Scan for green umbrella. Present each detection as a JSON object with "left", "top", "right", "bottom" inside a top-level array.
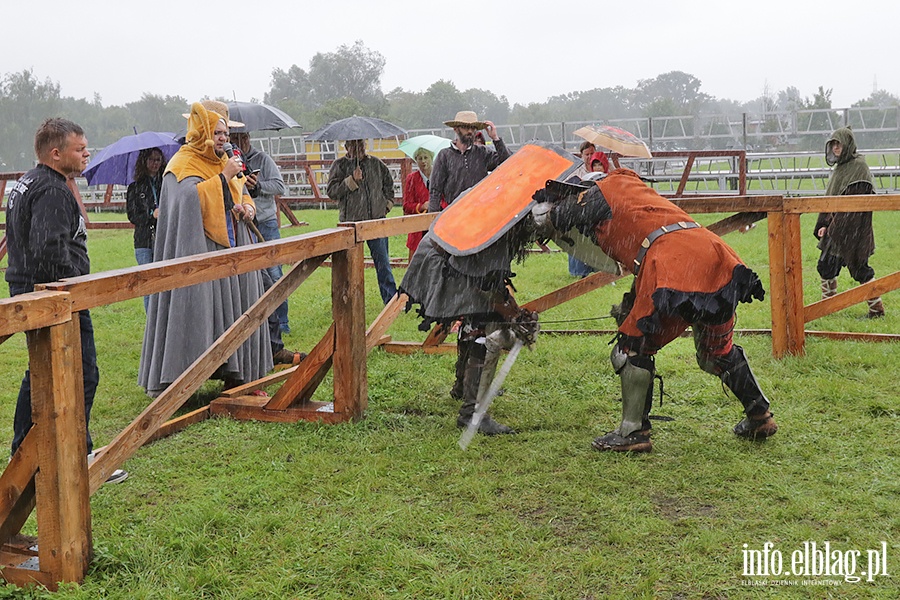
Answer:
[{"left": 398, "top": 134, "right": 453, "bottom": 160}]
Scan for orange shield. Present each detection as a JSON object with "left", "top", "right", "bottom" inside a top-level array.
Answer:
[{"left": 433, "top": 143, "right": 575, "bottom": 255}]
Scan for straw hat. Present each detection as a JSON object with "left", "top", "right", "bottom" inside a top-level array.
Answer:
[
  {"left": 182, "top": 100, "right": 244, "bottom": 128},
  {"left": 443, "top": 110, "right": 487, "bottom": 129}
]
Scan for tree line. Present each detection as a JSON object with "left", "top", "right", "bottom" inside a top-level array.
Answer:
[{"left": 2, "top": 40, "right": 898, "bottom": 171}]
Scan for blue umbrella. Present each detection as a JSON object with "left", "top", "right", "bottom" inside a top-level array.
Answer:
[{"left": 82, "top": 131, "right": 181, "bottom": 186}]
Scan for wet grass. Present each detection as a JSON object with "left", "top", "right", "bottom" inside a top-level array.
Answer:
[{"left": 0, "top": 208, "right": 897, "bottom": 599}]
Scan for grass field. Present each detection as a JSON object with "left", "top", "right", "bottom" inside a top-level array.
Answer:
[{"left": 0, "top": 207, "right": 897, "bottom": 599}]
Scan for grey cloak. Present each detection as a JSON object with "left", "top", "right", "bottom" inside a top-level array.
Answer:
[
  {"left": 138, "top": 172, "right": 272, "bottom": 396},
  {"left": 400, "top": 230, "right": 516, "bottom": 331}
]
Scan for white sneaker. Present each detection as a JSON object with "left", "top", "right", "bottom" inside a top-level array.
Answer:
[{"left": 87, "top": 452, "right": 129, "bottom": 484}]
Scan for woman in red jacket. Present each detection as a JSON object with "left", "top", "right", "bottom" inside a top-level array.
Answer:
[{"left": 403, "top": 147, "right": 434, "bottom": 260}]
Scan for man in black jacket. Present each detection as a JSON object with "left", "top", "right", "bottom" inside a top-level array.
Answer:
[{"left": 5, "top": 118, "right": 127, "bottom": 482}]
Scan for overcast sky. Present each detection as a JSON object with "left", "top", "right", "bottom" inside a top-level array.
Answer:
[{"left": 6, "top": 0, "right": 898, "bottom": 113}]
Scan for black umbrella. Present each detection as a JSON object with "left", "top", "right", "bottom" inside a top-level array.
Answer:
[
  {"left": 227, "top": 101, "right": 300, "bottom": 133},
  {"left": 306, "top": 115, "right": 407, "bottom": 141}
]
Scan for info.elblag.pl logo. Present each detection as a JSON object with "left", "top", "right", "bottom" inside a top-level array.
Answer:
[{"left": 742, "top": 541, "right": 890, "bottom": 584}]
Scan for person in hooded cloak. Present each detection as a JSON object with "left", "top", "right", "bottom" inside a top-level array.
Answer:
[
  {"left": 138, "top": 101, "right": 272, "bottom": 397},
  {"left": 815, "top": 127, "right": 884, "bottom": 318}
]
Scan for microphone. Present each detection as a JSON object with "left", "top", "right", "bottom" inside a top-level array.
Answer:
[{"left": 222, "top": 142, "right": 244, "bottom": 178}]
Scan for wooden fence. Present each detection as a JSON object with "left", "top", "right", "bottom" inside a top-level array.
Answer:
[{"left": 0, "top": 194, "right": 896, "bottom": 589}]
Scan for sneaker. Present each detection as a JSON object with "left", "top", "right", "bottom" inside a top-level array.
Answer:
[{"left": 87, "top": 452, "right": 130, "bottom": 484}]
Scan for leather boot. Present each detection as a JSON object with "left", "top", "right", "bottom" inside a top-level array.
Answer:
[
  {"left": 867, "top": 297, "right": 885, "bottom": 319},
  {"left": 456, "top": 341, "right": 513, "bottom": 435},
  {"left": 450, "top": 340, "right": 470, "bottom": 400},
  {"left": 720, "top": 345, "right": 778, "bottom": 439},
  {"left": 820, "top": 278, "right": 837, "bottom": 299},
  {"left": 593, "top": 355, "right": 654, "bottom": 452}
]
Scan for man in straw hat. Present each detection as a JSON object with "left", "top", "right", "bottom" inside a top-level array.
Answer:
[
  {"left": 427, "top": 110, "right": 512, "bottom": 407},
  {"left": 139, "top": 100, "right": 275, "bottom": 397},
  {"left": 427, "top": 110, "right": 511, "bottom": 213}
]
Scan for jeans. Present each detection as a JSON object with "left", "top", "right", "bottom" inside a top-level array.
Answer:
[
  {"left": 367, "top": 237, "right": 397, "bottom": 304},
  {"left": 568, "top": 254, "right": 595, "bottom": 277},
  {"left": 10, "top": 283, "right": 97, "bottom": 455},
  {"left": 135, "top": 247, "right": 154, "bottom": 311},
  {"left": 256, "top": 218, "right": 289, "bottom": 329}
]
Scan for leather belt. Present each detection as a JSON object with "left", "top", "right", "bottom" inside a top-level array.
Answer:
[{"left": 633, "top": 221, "right": 701, "bottom": 274}]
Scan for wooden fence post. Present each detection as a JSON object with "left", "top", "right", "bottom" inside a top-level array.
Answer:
[
  {"left": 767, "top": 209, "right": 806, "bottom": 358},
  {"left": 331, "top": 242, "right": 367, "bottom": 419},
  {"left": 31, "top": 318, "right": 92, "bottom": 586}
]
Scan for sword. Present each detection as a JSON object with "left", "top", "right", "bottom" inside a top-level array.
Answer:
[{"left": 459, "top": 338, "right": 525, "bottom": 450}]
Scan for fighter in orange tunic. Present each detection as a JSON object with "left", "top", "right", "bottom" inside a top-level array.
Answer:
[{"left": 536, "top": 169, "right": 777, "bottom": 452}]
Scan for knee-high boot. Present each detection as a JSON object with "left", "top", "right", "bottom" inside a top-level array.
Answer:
[
  {"left": 456, "top": 340, "right": 513, "bottom": 435},
  {"left": 718, "top": 345, "right": 778, "bottom": 439}
]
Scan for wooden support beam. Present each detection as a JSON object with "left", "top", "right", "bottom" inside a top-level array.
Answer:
[
  {"left": 263, "top": 323, "right": 335, "bottom": 410},
  {"left": 767, "top": 211, "right": 790, "bottom": 358},
  {"left": 670, "top": 195, "right": 784, "bottom": 214},
  {"left": 422, "top": 323, "right": 450, "bottom": 347},
  {"left": 366, "top": 293, "right": 407, "bottom": 353},
  {"left": 331, "top": 245, "right": 367, "bottom": 419},
  {"left": 30, "top": 319, "right": 92, "bottom": 584},
  {"left": 783, "top": 194, "right": 900, "bottom": 214},
  {"left": 804, "top": 271, "right": 900, "bottom": 323},
  {"left": 0, "top": 431, "right": 39, "bottom": 544},
  {"left": 143, "top": 406, "right": 211, "bottom": 445},
  {"left": 0, "top": 292, "right": 72, "bottom": 338},
  {"left": 43, "top": 228, "right": 353, "bottom": 312},
  {"left": 347, "top": 213, "right": 437, "bottom": 243},
  {"left": 705, "top": 212, "right": 767, "bottom": 237},
  {"left": 381, "top": 341, "right": 458, "bottom": 355},
  {"left": 782, "top": 213, "right": 806, "bottom": 356},
  {"left": 523, "top": 270, "right": 625, "bottom": 314}
]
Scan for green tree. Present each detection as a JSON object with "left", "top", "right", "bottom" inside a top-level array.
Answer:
[
  {"left": 0, "top": 69, "right": 62, "bottom": 170},
  {"left": 462, "top": 88, "right": 510, "bottom": 124},
  {"left": 125, "top": 93, "right": 190, "bottom": 133},
  {"left": 418, "top": 80, "right": 464, "bottom": 129},
  {"left": 634, "top": 71, "right": 708, "bottom": 117}
]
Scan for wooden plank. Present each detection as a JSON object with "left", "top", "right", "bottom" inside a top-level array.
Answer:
[
  {"left": 381, "top": 341, "right": 457, "bottom": 355},
  {"left": 670, "top": 195, "right": 784, "bottom": 214},
  {"left": 705, "top": 212, "right": 767, "bottom": 237},
  {"left": 422, "top": 323, "right": 450, "bottom": 347},
  {"left": 767, "top": 212, "right": 789, "bottom": 358},
  {"left": 143, "top": 406, "right": 210, "bottom": 445},
  {"left": 366, "top": 293, "right": 407, "bottom": 353},
  {"left": 30, "top": 319, "right": 91, "bottom": 583},
  {"left": 219, "top": 365, "right": 300, "bottom": 398},
  {"left": 0, "top": 431, "right": 39, "bottom": 543},
  {"left": 783, "top": 213, "right": 806, "bottom": 356},
  {"left": 0, "top": 292, "right": 71, "bottom": 338},
  {"left": 331, "top": 245, "right": 367, "bottom": 419},
  {"left": 86, "top": 256, "right": 319, "bottom": 494},
  {"left": 783, "top": 194, "right": 900, "bottom": 214},
  {"left": 348, "top": 213, "right": 437, "bottom": 243},
  {"left": 43, "top": 228, "right": 353, "bottom": 312},
  {"left": 0, "top": 565, "right": 57, "bottom": 590},
  {"left": 523, "top": 271, "right": 625, "bottom": 314},
  {"left": 276, "top": 197, "right": 302, "bottom": 226},
  {"left": 804, "top": 271, "right": 900, "bottom": 322},
  {"left": 674, "top": 154, "right": 695, "bottom": 197},
  {"left": 210, "top": 395, "right": 348, "bottom": 424},
  {"left": 266, "top": 324, "right": 335, "bottom": 410}
]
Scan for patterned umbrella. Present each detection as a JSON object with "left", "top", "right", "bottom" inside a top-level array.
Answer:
[{"left": 573, "top": 125, "right": 652, "bottom": 159}]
